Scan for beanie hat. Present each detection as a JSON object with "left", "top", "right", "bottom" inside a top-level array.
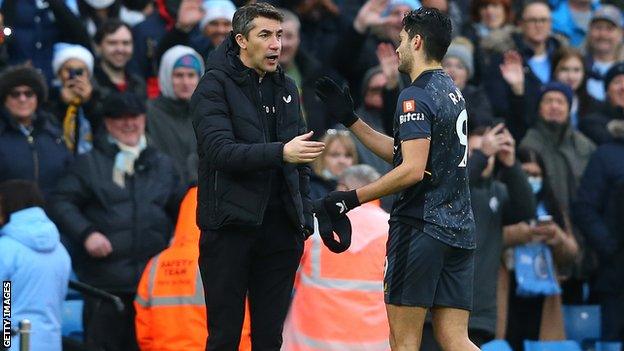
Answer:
[
  {"left": 539, "top": 81, "right": 574, "bottom": 110},
  {"left": 445, "top": 38, "right": 474, "bottom": 79},
  {"left": 159, "top": 45, "right": 205, "bottom": 100},
  {"left": 52, "top": 43, "right": 95, "bottom": 76},
  {"left": 83, "top": 0, "right": 115, "bottom": 9},
  {"left": 173, "top": 54, "right": 203, "bottom": 76},
  {"left": 604, "top": 62, "right": 624, "bottom": 91},
  {"left": 0, "top": 65, "right": 48, "bottom": 103},
  {"left": 200, "top": 0, "right": 236, "bottom": 30}
]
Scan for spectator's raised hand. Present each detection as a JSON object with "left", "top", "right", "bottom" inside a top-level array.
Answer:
[
  {"left": 377, "top": 42, "right": 399, "bottom": 89},
  {"left": 176, "top": 0, "right": 205, "bottom": 32},
  {"left": 72, "top": 75, "right": 93, "bottom": 103},
  {"left": 283, "top": 131, "right": 325, "bottom": 163},
  {"left": 496, "top": 127, "right": 516, "bottom": 167},
  {"left": 354, "top": 0, "right": 390, "bottom": 34},
  {"left": 500, "top": 50, "right": 525, "bottom": 95},
  {"left": 480, "top": 123, "right": 506, "bottom": 157},
  {"left": 85, "top": 231, "right": 113, "bottom": 258}
]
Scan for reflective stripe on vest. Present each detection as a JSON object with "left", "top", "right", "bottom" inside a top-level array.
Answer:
[
  {"left": 306, "top": 235, "right": 384, "bottom": 293},
  {"left": 135, "top": 254, "right": 205, "bottom": 307},
  {"left": 290, "top": 329, "right": 390, "bottom": 351}
]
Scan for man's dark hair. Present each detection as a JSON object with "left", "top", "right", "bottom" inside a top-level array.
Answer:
[
  {"left": 402, "top": 7, "right": 452, "bottom": 62},
  {"left": 232, "top": 2, "right": 283, "bottom": 38},
  {"left": 94, "top": 18, "right": 132, "bottom": 45},
  {"left": 0, "top": 180, "right": 45, "bottom": 219}
]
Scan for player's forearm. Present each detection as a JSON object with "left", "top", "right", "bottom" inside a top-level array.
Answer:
[
  {"left": 356, "top": 163, "right": 422, "bottom": 203},
  {"left": 349, "top": 119, "right": 394, "bottom": 163}
]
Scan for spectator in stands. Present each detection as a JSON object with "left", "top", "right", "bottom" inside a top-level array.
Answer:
[
  {"left": 147, "top": 45, "right": 204, "bottom": 185},
  {"left": 310, "top": 130, "right": 357, "bottom": 200},
  {"left": 421, "top": 123, "right": 536, "bottom": 350},
  {"left": 48, "top": 43, "right": 98, "bottom": 154},
  {"left": 482, "top": 1, "right": 565, "bottom": 140},
  {"left": 0, "top": 65, "right": 71, "bottom": 199},
  {"left": 50, "top": 92, "right": 184, "bottom": 351},
  {"left": 131, "top": 0, "right": 186, "bottom": 97},
  {"left": 0, "top": 180, "right": 71, "bottom": 351},
  {"left": 135, "top": 187, "right": 252, "bottom": 351},
  {"left": 283, "top": 165, "right": 390, "bottom": 351},
  {"left": 551, "top": 46, "right": 599, "bottom": 130},
  {"left": 584, "top": 5, "right": 623, "bottom": 102},
  {"left": 581, "top": 62, "right": 624, "bottom": 145},
  {"left": 93, "top": 19, "right": 147, "bottom": 105},
  {"left": 520, "top": 82, "right": 595, "bottom": 214},
  {"left": 278, "top": 9, "right": 330, "bottom": 138},
  {"left": 551, "top": 0, "right": 600, "bottom": 47},
  {"left": 1, "top": 0, "right": 91, "bottom": 83},
  {"left": 502, "top": 147, "right": 579, "bottom": 350},
  {"left": 442, "top": 37, "right": 495, "bottom": 130},
  {"left": 156, "top": 0, "right": 236, "bottom": 64},
  {"left": 574, "top": 115, "right": 624, "bottom": 341},
  {"left": 460, "top": 0, "right": 515, "bottom": 84}
]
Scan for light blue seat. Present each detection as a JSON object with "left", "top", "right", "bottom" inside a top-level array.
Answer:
[
  {"left": 482, "top": 339, "right": 513, "bottom": 351},
  {"left": 61, "top": 299, "right": 84, "bottom": 341},
  {"left": 562, "top": 305, "right": 601, "bottom": 344},
  {"left": 596, "top": 341, "right": 623, "bottom": 351},
  {"left": 523, "top": 340, "right": 582, "bottom": 351}
]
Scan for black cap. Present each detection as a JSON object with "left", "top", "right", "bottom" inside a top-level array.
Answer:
[
  {"left": 604, "top": 62, "right": 624, "bottom": 91},
  {"left": 102, "top": 92, "right": 146, "bottom": 118},
  {"left": 313, "top": 199, "right": 352, "bottom": 253}
]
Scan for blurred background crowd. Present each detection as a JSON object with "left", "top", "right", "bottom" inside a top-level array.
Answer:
[{"left": 0, "top": 0, "right": 623, "bottom": 350}]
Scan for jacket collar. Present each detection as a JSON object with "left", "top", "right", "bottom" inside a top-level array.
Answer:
[{"left": 0, "top": 108, "right": 59, "bottom": 136}]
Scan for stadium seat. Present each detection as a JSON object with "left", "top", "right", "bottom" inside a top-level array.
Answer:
[
  {"left": 596, "top": 342, "right": 623, "bottom": 351},
  {"left": 562, "top": 305, "right": 601, "bottom": 344},
  {"left": 61, "top": 299, "right": 84, "bottom": 341},
  {"left": 523, "top": 340, "right": 582, "bottom": 351},
  {"left": 482, "top": 339, "right": 513, "bottom": 351}
]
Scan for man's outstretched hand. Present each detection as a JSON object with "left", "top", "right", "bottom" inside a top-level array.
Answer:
[
  {"left": 323, "top": 190, "right": 361, "bottom": 218},
  {"left": 315, "top": 76, "right": 359, "bottom": 127}
]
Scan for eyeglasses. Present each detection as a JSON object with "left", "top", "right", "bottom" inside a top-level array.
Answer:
[
  {"left": 8, "top": 89, "right": 35, "bottom": 99},
  {"left": 325, "top": 129, "right": 351, "bottom": 136},
  {"left": 522, "top": 17, "right": 551, "bottom": 25}
]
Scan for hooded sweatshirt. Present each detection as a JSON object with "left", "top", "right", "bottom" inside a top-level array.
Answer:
[{"left": 0, "top": 207, "right": 71, "bottom": 351}]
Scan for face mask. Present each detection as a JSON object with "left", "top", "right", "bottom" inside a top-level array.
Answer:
[{"left": 528, "top": 176, "right": 543, "bottom": 194}]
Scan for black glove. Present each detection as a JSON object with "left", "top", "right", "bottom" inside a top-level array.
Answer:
[
  {"left": 323, "top": 190, "right": 361, "bottom": 218},
  {"left": 315, "top": 76, "right": 359, "bottom": 127}
]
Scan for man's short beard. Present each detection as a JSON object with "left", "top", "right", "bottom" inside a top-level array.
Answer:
[{"left": 103, "top": 58, "right": 126, "bottom": 72}]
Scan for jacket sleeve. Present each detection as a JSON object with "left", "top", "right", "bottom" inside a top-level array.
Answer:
[
  {"left": 468, "top": 150, "right": 489, "bottom": 187},
  {"left": 48, "top": 0, "right": 91, "bottom": 49},
  {"left": 135, "top": 259, "right": 154, "bottom": 351},
  {"left": 49, "top": 157, "right": 97, "bottom": 245},
  {"left": 573, "top": 150, "right": 616, "bottom": 258},
  {"left": 499, "top": 160, "right": 536, "bottom": 225},
  {"left": 191, "top": 74, "right": 284, "bottom": 172},
  {"left": 297, "top": 101, "right": 314, "bottom": 233}
]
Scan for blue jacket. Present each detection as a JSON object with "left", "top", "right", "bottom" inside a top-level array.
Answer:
[
  {"left": 551, "top": 0, "right": 600, "bottom": 48},
  {"left": 0, "top": 207, "right": 71, "bottom": 351},
  {"left": 0, "top": 109, "right": 72, "bottom": 200},
  {"left": 574, "top": 138, "right": 624, "bottom": 293}
]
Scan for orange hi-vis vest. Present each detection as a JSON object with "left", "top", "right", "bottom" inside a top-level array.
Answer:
[
  {"left": 282, "top": 201, "right": 391, "bottom": 351},
  {"left": 134, "top": 187, "right": 251, "bottom": 351}
]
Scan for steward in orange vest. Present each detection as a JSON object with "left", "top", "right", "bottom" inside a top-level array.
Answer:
[
  {"left": 282, "top": 199, "right": 390, "bottom": 351},
  {"left": 134, "top": 187, "right": 251, "bottom": 351}
]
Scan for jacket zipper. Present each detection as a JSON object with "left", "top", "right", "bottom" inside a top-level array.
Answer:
[
  {"left": 214, "top": 170, "right": 219, "bottom": 212},
  {"left": 27, "top": 135, "right": 40, "bottom": 181},
  {"left": 253, "top": 74, "right": 272, "bottom": 225}
]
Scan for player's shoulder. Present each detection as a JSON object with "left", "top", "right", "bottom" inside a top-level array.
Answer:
[{"left": 398, "top": 85, "right": 434, "bottom": 104}]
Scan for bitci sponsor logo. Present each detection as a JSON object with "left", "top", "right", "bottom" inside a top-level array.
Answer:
[{"left": 3, "top": 281, "right": 10, "bottom": 348}]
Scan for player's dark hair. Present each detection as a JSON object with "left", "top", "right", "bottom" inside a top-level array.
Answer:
[
  {"left": 402, "top": 7, "right": 452, "bottom": 62},
  {"left": 233, "top": 2, "right": 283, "bottom": 38}
]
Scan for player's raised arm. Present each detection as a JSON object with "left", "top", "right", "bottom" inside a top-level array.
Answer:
[{"left": 315, "top": 77, "right": 394, "bottom": 163}]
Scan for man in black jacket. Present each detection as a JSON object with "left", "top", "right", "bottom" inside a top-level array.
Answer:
[
  {"left": 191, "top": 3, "right": 324, "bottom": 350},
  {"left": 51, "top": 92, "right": 185, "bottom": 351}
]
